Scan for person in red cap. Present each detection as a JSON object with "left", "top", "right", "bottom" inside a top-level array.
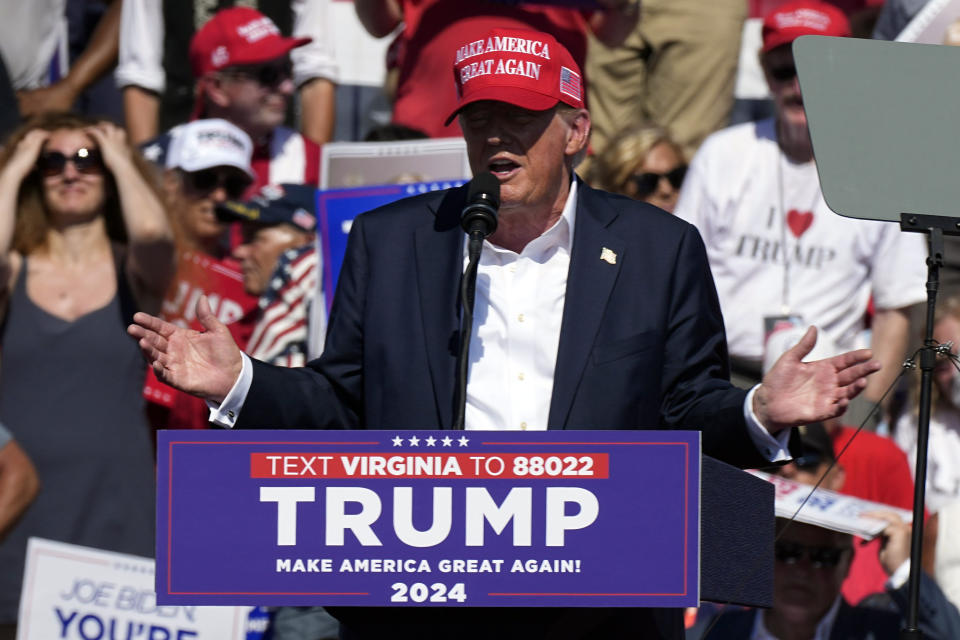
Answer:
[
  {"left": 675, "top": 0, "right": 926, "bottom": 429},
  {"left": 354, "top": 0, "right": 639, "bottom": 139},
  {"left": 131, "top": 25, "right": 884, "bottom": 640},
  {"left": 123, "top": 4, "right": 333, "bottom": 191}
]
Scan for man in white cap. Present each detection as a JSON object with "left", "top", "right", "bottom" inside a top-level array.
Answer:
[{"left": 145, "top": 118, "right": 260, "bottom": 430}]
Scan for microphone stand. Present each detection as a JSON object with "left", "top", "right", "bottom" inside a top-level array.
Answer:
[
  {"left": 898, "top": 213, "right": 960, "bottom": 639},
  {"left": 453, "top": 228, "right": 486, "bottom": 430},
  {"left": 453, "top": 182, "right": 499, "bottom": 431}
]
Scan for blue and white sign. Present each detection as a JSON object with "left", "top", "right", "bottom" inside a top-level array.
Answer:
[{"left": 157, "top": 429, "right": 701, "bottom": 608}]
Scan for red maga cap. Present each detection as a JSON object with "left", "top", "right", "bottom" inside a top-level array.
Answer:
[
  {"left": 445, "top": 28, "right": 584, "bottom": 125},
  {"left": 762, "top": 0, "right": 851, "bottom": 53},
  {"left": 189, "top": 7, "right": 311, "bottom": 77}
]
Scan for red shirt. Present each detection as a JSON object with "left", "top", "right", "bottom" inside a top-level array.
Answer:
[
  {"left": 144, "top": 250, "right": 259, "bottom": 429},
  {"left": 391, "top": 0, "right": 590, "bottom": 138},
  {"left": 832, "top": 425, "right": 916, "bottom": 604}
]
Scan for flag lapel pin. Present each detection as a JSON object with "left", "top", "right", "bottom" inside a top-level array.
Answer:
[{"left": 600, "top": 247, "right": 617, "bottom": 265}]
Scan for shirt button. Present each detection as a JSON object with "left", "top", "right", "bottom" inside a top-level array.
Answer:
[
  {"left": 518, "top": 372, "right": 525, "bottom": 381},
  {"left": 518, "top": 313, "right": 525, "bottom": 322},
  {"left": 520, "top": 422, "right": 527, "bottom": 430}
]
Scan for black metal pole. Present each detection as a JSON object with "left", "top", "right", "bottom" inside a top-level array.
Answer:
[
  {"left": 453, "top": 231, "right": 484, "bottom": 430},
  {"left": 900, "top": 224, "right": 943, "bottom": 639}
]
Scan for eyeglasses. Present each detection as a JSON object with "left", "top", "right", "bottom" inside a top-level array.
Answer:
[
  {"left": 183, "top": 169, "right": 250, "bottom": 200},
  {"left": 631, "top": 166, "right": 687, "bottom": 199},
  {"left": 36, "top": 148, "right": 104, "bottom": 177},
  {"left": 221, "top": 58, "right": 293, "bottom": 88},
  {"left": 769, "top": 64, "right": 798, "bottom": 82},
  {"left": 774, "top": 540, "right": 850, "bottom": 569}
]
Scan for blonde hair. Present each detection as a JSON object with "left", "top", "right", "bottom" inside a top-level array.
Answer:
[
  {"left": 589, "top": 123, "right": 684, "bottom": 196},
  {"left": 0, "top": 112, "right": 160, "bottom": 254}
]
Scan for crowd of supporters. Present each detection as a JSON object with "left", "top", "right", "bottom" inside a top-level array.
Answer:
[{"left": 1, "top": 1, "right": 960, "bottom": 639}]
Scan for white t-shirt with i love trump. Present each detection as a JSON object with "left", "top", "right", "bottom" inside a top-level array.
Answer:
[{"left": 675, "top": 118, "right": 926, "bottom": 363}]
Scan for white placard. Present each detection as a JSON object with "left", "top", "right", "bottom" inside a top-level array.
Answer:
[
  {"left": 750, "top": 471, "right": 913, "bottom": 540},
  {"left": 320, "top": 138, "right": 472, "bottom": 189},
  {"left": 17, "top": 538, "right": 251, "bottom": 640}
]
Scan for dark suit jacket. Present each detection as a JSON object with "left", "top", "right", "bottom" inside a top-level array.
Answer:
[
  {"left": 238, "top": 180, "right": 772, "bottom": 467},
  {"left": 237, "top": 180, "right": 773, "bottom": 639},
  {"left": 694, "top": 574, "right": 960, "bottom": 640}
]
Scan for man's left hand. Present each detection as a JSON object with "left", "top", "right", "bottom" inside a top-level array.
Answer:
[{"left": 754, "top": 326, "right": 880, "bottom": 434}]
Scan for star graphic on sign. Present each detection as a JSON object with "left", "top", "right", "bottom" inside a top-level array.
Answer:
[
  {"left": 458, "top": 436, "right": 470, "bottom": 447},
  {"left": 392, "top": 436, "right": 404, "bottom": 447},
  {"left": 441, "top": 436, "right": 453, "bottom": 447},
  {"left": 409, "top": 436, "right": 420, "bottom": 446},
  {"left": 425, "top": 436, "right": 437, "bottom": 447}
]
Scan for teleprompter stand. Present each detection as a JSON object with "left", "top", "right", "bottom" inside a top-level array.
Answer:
[
  {"left": 897, "top": 214, "right": 960, "bottom": 639},
  {"left": 791, "top": 34, "right": 960, "bottom": 638}
]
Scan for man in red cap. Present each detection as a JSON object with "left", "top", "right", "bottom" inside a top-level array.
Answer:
[
  {"left": 675, "top": 0, "right": 926, "bottom": 428},
  {"left": 134, "top": 6, "right": 327, "bottom": 192},
  {"left": 131, "top": 26, "right": 884, "bottom": 640}
]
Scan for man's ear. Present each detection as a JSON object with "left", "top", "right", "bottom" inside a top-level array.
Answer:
[
  {"left": 565, "top": 108, "right": 591, "bottom": 165},
  {"left": 199, "top": 75, "right": 231, "bottom": 109},
  {"left": 161, "top": 169, "right": 182, "bottom": 205}
]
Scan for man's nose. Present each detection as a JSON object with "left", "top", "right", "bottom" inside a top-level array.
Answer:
[
  {"left": 276, "top": 77, "right": 295, "bottom": 95},
  {"left": 232, "top": 243, "right": 251, "bottom": 260},
  {"left": 209, "top": 186, "right": 229, "bottom": 203}
]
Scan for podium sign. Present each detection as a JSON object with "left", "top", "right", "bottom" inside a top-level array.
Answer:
[{"left": 157, "top": 429, "right": 700, "bottom": 608}]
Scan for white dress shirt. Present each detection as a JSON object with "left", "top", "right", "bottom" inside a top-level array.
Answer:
[{"left": 211, "top": 180, "right": 789, "bottom": 461}]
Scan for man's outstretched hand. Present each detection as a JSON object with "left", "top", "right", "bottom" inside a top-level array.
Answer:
[
  {"left": 755, "top": 326, "right": 881, "bottom": 434},
  {"left": 127, "top": 296, "right": 242, "bottom": 404}
]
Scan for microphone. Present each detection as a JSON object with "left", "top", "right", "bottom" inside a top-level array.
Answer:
[
  {"left": 461, "top": 172, "right": 500, "bottom": 238},
  {"left": 453, "top": 172, "right": 500, "bottom": 430}
]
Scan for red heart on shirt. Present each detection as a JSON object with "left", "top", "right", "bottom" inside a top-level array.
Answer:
[{"left": 786, "top": 209, "right": 814, "bottom": 238}]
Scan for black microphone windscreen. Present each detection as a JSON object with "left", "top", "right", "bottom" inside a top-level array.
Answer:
[{"left": 467, "top": 172, "right": 500, "bottom": 209}]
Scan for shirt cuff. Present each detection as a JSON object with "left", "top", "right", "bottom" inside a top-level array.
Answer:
[
  {"left": 887, "top": 559, "right": 910, "bottom": 590},
  {"left": 207, "top": 353, "right": 253, "bottom": 428},
  {"left": 743, "top": 385, "right": 792, "bottom": 462}
]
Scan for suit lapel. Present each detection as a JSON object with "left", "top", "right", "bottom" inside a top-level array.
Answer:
[
  {"left": 415, "top": 187, "right": 466, "bottom": 429},
  {"left": 548, "top": 182, "right": 624, "bottom": 428}
]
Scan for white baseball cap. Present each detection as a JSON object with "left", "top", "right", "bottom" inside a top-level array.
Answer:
[{"left": 165, "top": 118, "right": 255, "bottom": 179}]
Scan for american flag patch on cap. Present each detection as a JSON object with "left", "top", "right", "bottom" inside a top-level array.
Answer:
[{"left": 559, "top": 66, "right": 581, "bottom": 102}]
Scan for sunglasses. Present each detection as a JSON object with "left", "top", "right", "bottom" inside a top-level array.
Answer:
[
  {"left": 183, "top": 169, "right": 250, "bottom": 200},
  {"left": 775, "top": 540, "right": 850, "bottom": 569},
  {"left": 36, "top": 148, "right": 104, "bottom": 177},
  {"left": 631, "top": 166, "right": 687, "bottom": 199},
  {"left": 769, "top": 64, "right": 798, "bottom": 82},
  {"left": 792, "top": 450, "right": 830, "bottom": 473},
  {"left": 222, "top": 59, "right": 293, "bottom": 88}
]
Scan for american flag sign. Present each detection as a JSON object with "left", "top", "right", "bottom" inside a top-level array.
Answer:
[{"left": 559, "top": 66, "right": 582, "bottom": 102}]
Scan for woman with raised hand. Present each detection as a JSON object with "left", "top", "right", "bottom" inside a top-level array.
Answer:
[{"left": 0, "top": 112, "right": 174, "bottom": 637}]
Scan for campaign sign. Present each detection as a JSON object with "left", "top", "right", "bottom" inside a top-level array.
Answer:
[
  {"left": 17, "top": 538, "right": 250, "bottom": 640},
  {"left": 316, "top": 180, "right": 466, "bottom": 311},
  {"left": 157, "top": 429, "right": 700, "bottom": 608}
]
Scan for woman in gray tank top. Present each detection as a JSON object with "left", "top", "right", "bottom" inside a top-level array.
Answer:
[{"left": 0, "top": 112, "right": 174, "bottom": 634}]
